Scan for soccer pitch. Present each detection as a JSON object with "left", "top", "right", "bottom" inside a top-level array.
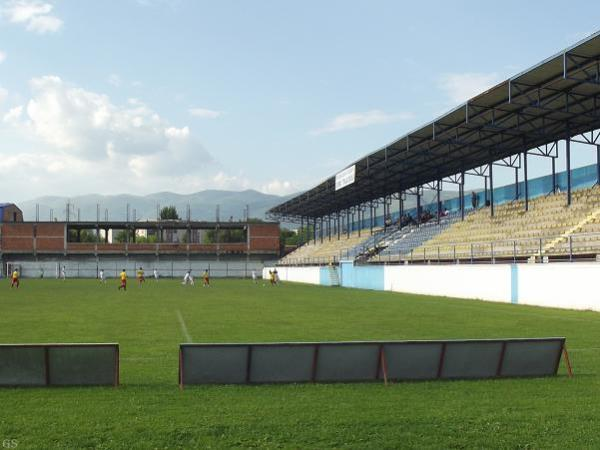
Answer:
[{"left": 1, "top": 279, "right": 599, "bottom": 449}]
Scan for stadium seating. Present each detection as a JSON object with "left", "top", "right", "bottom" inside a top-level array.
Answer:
[
  {"left": 279, "top": 230, "right": 375, "bottom": 264},
  {"left": 408, "top": 185, "right": 600, "bottom": 261},
  {"left": 374, "top": 212, "right": 463, "bottom": 261}
]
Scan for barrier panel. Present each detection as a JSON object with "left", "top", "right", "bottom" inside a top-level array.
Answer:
[
  {"left": 0, "top": 344, "right": 119, "bottom": 387},
  {"left": 179, "top": 337, "right": 566, "bottom": 386}
]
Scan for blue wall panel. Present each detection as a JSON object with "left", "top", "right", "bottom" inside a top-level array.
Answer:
[
  {"left": 339, "top": 263, "right": 384, "bottom": 290},
  {"left": 320, "top": 266, "right": 332, "bottom": 286}
]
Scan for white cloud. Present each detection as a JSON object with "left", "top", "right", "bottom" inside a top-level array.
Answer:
[
  {"left": 107, "top": 74, "right": 122, "bottom": 87},
  {"left": 0, "top": 75, "right": 305, "bottom": 201},
  {"left": 1, "top": 0, "right": 63, "bottom": 33},
  {"left": 3, "top": 105, "right": 23, "bottom": 123},
  {"left": 260, "top": 179, "right": 297, "bottom": 196},
  {"left": 188, "top": 107, "right": 222, "bottom": 119},
  {"left": 0, "top": 87, "right": 8, "bottom": 104},
  {"left": 438, "top": 72, "right": 501, "bottom": 104},
  {"left": 0, "top": 50, "right": 6, "bottom": 63},
  {"left": 4, "top": 75, "right": 213, "bottom": 173},
  {"left": 310, "top": 109, "right": 413, "bottom": 135}
]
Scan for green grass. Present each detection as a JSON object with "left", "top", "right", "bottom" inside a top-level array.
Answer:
[{"left": 0, "top": 278, "right": 599, "bottom": 449}]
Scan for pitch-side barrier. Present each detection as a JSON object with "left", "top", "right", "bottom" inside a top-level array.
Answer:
[
  {"left": 179, "top": 338, "right": 569, "bottom": 386},
  {"left": 0, "top": 343, "right": 119, "bottom": 387}
]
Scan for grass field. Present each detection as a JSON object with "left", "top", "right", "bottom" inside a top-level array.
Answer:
[{"left": 0, "top": 278, "right": 599, "bottom": 449}]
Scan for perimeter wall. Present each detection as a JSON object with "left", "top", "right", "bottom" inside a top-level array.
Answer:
[{"left": 264, "top": 262, "right": 600, "bottom": 312}]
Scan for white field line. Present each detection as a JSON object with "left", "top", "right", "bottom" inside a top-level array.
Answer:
[{"left": 176, "top": 309, "right": 193, "bottom": 342}]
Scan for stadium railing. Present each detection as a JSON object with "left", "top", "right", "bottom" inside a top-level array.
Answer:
[{"left": 373, "top": 231, "right": 600, "bottom": 264}]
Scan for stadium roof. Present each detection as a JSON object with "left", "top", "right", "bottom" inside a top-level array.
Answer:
[{"left": 269, "top": 31, "right": 600, "bottom": 220}]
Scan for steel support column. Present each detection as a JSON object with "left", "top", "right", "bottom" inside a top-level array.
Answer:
[
  {"left": 398, "top": 192, "right": 404, "bottom": 229},
  {"left": 524, "top": 152, "right": 529, "bottom": 211},
  {"left": 416, "top": 188, "right": 421, "bottom": 226},
  {"left": 489, "top": 164, "right": 494, "bottom": 217},
  {"left": 300, "top": 216, "right": 304, "bottom": 246},
  {"left": 566, "top": 134, "right": 572, "bottom": 206},
  {"left": 320, "top": 217, "right": 324, "bottom": 243},
  {"left": 484, "top": 177, "right": 488, "bottom": 204},
  {"left": 460, "top": 171, "right": 465, "bottom": 221},
  {"left": 597, "top": 145, "right": 600, "bottom": 185},
  {"left": 369, "top": 203, "right": 373, "bottom": 235},
  {"left": 514, "top": 167, "right": 519, "bottom": 200},
  {"left": 436, "top": 181, "right": 441, "bottom": 224},
  {"left": 337, "top": 211, "right": 341, "bottom": 240}
]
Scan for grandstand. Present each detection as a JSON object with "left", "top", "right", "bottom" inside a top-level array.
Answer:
[{"left": 269, "top": 32, "right": 600, "bottom": 271}]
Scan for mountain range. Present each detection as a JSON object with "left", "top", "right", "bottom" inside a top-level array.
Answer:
[
  {"left": 16, "top": 190, "right": 296, "bottom": 222},
  {"left": 15, "top": 188, "right": 461, "bottom": 224}
]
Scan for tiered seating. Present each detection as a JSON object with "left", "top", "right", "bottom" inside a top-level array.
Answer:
[
  {"left": 279, "top": 231, "right": 373, "bottom": 264},
  {"left": 409, "top": 186, "right": 600, "bottom": 260},
  {"left": 375, "top": 212, "right": 462, "bottom": 262}
]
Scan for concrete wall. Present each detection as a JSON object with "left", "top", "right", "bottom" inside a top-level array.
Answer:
[
  {"left": 270, "top": 262, "right": 600, "bottom": 312},
  {"left": 263, "top": 266, "right": 320, "bottom": 284}
]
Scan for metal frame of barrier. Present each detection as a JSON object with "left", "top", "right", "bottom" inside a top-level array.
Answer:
[
  {"left": 0, "top": 343, "right": 119, "bottom": 387},
  {"left": 179, "top": 337, "right": 567, "bottom": 387}
]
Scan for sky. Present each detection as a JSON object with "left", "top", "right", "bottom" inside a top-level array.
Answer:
[{"left": 1, "top": 0, "right": 600, "bottom": 202}]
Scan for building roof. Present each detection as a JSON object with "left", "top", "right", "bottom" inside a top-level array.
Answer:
[{"left": 269, "top": 31, "right": 600, "bottom": 220}]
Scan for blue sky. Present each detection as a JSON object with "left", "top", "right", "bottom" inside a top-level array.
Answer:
[{"left": 1, "top": 0, "right": 599, "bottom": 202}]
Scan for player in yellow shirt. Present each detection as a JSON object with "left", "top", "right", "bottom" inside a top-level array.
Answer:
[
  {"left": 137, "top": 266, "right": 145, "bottom": 286},
  {"left": 118, "top": 269, "right": 127, "bottom": 291},
  {"left": 202, "top": 269, "right": 210, "bottom": 287},
  {"left": 10, "top": 269, "right": 19, "bottom": 288}
]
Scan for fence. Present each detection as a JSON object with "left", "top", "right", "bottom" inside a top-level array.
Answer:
[
  {"left": 0, "top": 343, "right": 119, "bottom": 387},
  {"left": 179, "top": 337, "right": 566, "bottom": 386},
  {"left": 4, "top": 259, "right": 270, "bottom": 279}
]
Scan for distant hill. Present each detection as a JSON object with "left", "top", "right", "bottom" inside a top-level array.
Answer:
[{"left": 16, "top": 190, "right": 296, "bottom": 222}]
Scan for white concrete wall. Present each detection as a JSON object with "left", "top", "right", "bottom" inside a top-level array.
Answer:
[
  {"left": 263, "top": 266, "right": 321, "bottom": 284},
  {"left": 517, "top": 263, "right": 600, "bottom": 311},
  {"left": 272, "top": 262, "right": 600, "bottom": 313},
  {"left": 384, "top": 264, "right": 512, "bottom": 303}
]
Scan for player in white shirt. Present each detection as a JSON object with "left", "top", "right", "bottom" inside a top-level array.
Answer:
[
  {"left": 153, "top": 268, "right": 159, "bottom": 281},
  {"left": 182, "top": 270, "right": 194, "bottom": 286},
  {"left": 99, "top": 269, "right": 106, "bottom": 283},
  {"left": 251, "top": 270, "right": 257, "bottom": 283},
  {"left": 60, "top": 265, "right": 66, "bottom": 281}
]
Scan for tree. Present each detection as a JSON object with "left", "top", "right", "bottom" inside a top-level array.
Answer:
[
  {"left": 280, "top": 228, "right": 298, "bottom": 246},
  {"left": 160, "top": 206, "right": 180, "bottom": 220}
]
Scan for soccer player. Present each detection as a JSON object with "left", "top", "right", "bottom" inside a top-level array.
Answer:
[
  {"left": 251, "top": 269, "right": 257, "bottom": 284},
  {"left": 202, "top": 269, "right": 210, "bottom": 287},
  {"left": 182, "top": 270, "right": 194, "bottom": 286},
  {"left": 269, "top": 270, "right": 275, "bottom": 286},
  {"left": 118, "top": 269, "right": 127, "bottom": 291},
  {"left": 137, "top": 266, "right": 145, "bottom": 286},
  {"left": 99, "top": 268, "right": 106, "bottom": 283},
  {"left": 60, "top": 265, "right": 66, "bottom": 281},
  {"left": 10, "top": 269, "right": 19, "bottom": 288},
  {"left": 153, "top": 268, "right": 159, "bottom": 282}
]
